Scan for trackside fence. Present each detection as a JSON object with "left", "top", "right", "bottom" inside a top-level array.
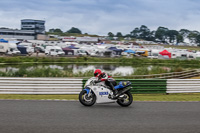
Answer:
[
  {"left": 112, "top": 69, "right": 200, "bottom": 79},
  {"left": 167, "top": 79, "right": 200, "bottom": 93},
  {"left": 82, "top": 79, "right": 167, "bottom": 94},
  {"left": 0, "top": 78, "right": 199, "bottom": 94},
  {"left": 0, "top": 77, "right": 82, "bottom": 94}
]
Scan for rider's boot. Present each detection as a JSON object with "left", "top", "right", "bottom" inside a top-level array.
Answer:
[
  {"left": 110, "top": 89, "right": 118, "bottom": 99},
  {"left": 107, "top": 82, "right": 118, "bottom": 99},
  {"left": 113, "top": 89, "right": 117, "bottom": 96},
  {"left": 108, "top": 89, "right": 117, "bottom": 99}
]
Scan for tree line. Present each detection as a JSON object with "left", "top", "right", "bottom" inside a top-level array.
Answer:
[
  {"left": 108, "top": 25, "right": 200, "bottom": 45},
  {"left": 48, "top": 27, "right": 82, "bottom": 34},
  {"left": 47, "top": 25, "right": 200, "bottom": 45},
  {"left": 47, "top": 27, "right": 99, "bottom": 37}
]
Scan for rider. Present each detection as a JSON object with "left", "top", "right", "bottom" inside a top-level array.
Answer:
[{"left": 94, "top": 69, "right": 117, "bottom": 96}]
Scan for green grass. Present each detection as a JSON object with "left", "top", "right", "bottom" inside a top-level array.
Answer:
[
  {"left": 0, "top": 56, "right": 200, "bottom": 66},
  {"left": 0, "top": 65, "right": 187, "bottom": 77},
  {"left": 0, "top": 93, "right": 200, "bottom": 101},
  {"left": 0, "top": 94, "right": 78, "bottom": 100}
]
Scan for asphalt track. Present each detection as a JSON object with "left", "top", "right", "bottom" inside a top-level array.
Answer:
[{"left": 0, "top": 100, "right": 200, "bottom": 133}]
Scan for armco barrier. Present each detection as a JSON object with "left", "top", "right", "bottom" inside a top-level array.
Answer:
[
  {"left": 167, "top": 79, "right": 200, "bottom": 93},
  {"left": 0, "top": 77, "right": 82, "bottom": 94},
  {"left": 130, "top": 79, "right": 167, "bottom": 94},
  {"left": 0, "top": 78, "right": 200, "bottom": 94},
  {"left": 82, "top": 79, "right": 167, "bottom": 94}
]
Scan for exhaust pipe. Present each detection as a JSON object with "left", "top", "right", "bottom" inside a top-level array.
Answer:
[{"left": 116, "top": 87, "right": 132, "bottom": 98}]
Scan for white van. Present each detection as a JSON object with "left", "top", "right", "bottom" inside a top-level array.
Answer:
[
  {"left": 73, "top": 49, "right": 87, "bottom": 56},
  {"left": 0, "top": 43, "right": 20, "bottom": 55},
  {"left": 45, "top": 46, "right": 65, "bottom": 56},
  {"left": 7, "top": 43, "right": 20, "bottom": 55}
]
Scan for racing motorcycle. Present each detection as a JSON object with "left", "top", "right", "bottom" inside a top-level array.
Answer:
[{"left": 79, "top": 77, "right": 133, "bottom": 107}]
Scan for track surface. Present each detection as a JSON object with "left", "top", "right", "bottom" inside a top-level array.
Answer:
[{"left": 0, "top": 100, "right": 200, "bottom": 133}]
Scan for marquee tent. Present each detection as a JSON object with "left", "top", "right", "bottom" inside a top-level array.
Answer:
[
  {"left": 108, "top": 47, "right": 123, "bottom": 55},
  {"left": 62, "top": 47, "right": 74, "bottom": 55},
  {"left": 159, "top": 50, "right": 171, "bottom": 58},
  {"left": 124, "top": 49, "right": 135, "bottom": 54},
  {"left": 68, "top": 45, "right": 79, "bottom": 49},
  {"left": 0, "top": 39, "right": 8, "bottom": 43}
]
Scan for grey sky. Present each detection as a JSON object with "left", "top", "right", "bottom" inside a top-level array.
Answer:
[{"left": 0, "top": 0, "right": 200, "bottom": 35}]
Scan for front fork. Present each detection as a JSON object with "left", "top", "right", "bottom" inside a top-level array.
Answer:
[
  {"left": 84, "top": 87, "right": 92, "bottom": 97},
  {"left": 87, "top": 89, "right": 92, "bottom": 97}
]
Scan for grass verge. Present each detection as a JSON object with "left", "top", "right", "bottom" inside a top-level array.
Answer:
[{"left": 0, "top": 93, "right": 200, "bottom": 101}]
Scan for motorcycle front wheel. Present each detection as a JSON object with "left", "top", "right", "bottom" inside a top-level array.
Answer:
[
  {"left": 117, "top": 91, "right": 133, "bottom": 107},
  {"left": 79, "top": 90, "right": 96, "bottom": 106}
]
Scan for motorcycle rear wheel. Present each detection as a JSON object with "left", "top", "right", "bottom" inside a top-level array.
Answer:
[
  {"left": 79, "top": 90, "right": 96, "bottom": 106},
  {"left": 117, "top": 91, "right": 133, "bottom": 107}
]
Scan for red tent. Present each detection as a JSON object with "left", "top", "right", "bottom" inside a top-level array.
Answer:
[{"left": 159, "top": 50, "right": 171, "bottom": 58}]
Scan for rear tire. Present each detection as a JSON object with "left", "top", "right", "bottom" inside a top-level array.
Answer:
[
  {"left": 117, "top": 91, "right": 133, "bottom": 107},
  {"left": 79, "top": 90, "right": 96, "bottom": 106}
]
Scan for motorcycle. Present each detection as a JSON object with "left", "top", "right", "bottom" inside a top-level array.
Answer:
[{"left": 79, "top": 77, "right": 133, "bottom": 107}]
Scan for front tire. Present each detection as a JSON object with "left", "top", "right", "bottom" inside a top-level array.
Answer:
[
  {"left": 117, "top": 91, "right": 133, "bottom": 107},
  {"left": 79, "top": 90, "right": 96, "bottom": 106}
]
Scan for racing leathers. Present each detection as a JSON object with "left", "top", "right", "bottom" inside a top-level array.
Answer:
[{"left": 95, "top": 72, "right": 116, "bottom": 95}]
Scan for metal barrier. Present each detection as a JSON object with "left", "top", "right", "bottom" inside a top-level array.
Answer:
[
  {"left": 130, "top": 79, "right": 167, "bottom": 94},
  {"left": 0, "top": 77, "right": 82, "bottom": 94},
  {"left": 0, "top": 78, "right": 199, "bottom": 94},
  {"left": 82, "top": 79, "right": 167, "bottom": 94},
  {"left": 167, "top": 79, "right": 200, "bottom": 93},
  {"left": 112, "top": 69, "right": 200, "bottom": 79}
]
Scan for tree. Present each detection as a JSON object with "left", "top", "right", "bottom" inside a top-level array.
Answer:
[
  {"left": 54, "top": 28, "right": 63, "bottom": 33},
  {"left": 176, "top": 34, "right": 184, "bottom": 43},
  {"left": 67, "top": 27, "right": 82, "bottom": 34},
  {"left": 115, "top": 32, "right": 123, "bottom": 40},
  {"left": 195, "top": 35, "right": 200, "bottom": 46},
  {"left": 138, "top": 25, "right": 151, "bottom": 40},
  {"left": 149, "top": 31, "right": 156, "bottom": 41},
  {"left": 130, "top": 27, "right": 140, "bottom": 38},
  {"left": 107, "top": 32, "right": 114, "bottom": 40},
  {"left": 179, "top": 29, "right": 190, "bottom": 37},
  {"left": 124, "top": 34, "right": 131, "bottom": 38},
  {"left": 108, "top": 32, "right": 114, "bottom": 37},
  {"left": 179, "top": 29, "right": 190, "bottom": 43},
  {"left": 155, "top": 27, "right": 169, "bottom": 43},
  {"left": 130, "top": 25, "right": 154, "bottom": 41},
  {"left": 166, "top": 30, "right": 179, "bottom": 43},
  {"left": 188, "top": 31, "right": 199, "bottom": 43},
  {"left": 48, "top": 29, "right": 55, "bottom": 33},
  {"left": 116, "top": 32, "right": 123, "bottom": 37},
  {"left": 48, "top": 28, "right": 63, "bottom": 33}
]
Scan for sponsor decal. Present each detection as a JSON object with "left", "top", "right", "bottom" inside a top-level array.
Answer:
[{"left": 99, "top": 92, "right": 108, "bottom": 95}]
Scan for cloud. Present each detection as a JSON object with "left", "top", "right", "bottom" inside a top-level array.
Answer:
[{"left": 0, "top": 0, "right": 200, "bottom": 35}]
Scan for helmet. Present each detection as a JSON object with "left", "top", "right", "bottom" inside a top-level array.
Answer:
[{"left": 94, "top": 69, "right": 102, "bottom": 77}]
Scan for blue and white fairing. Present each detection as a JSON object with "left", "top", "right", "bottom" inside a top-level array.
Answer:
[
  {"left": 88, "top": 85, "right": 116, "bottom": 103},
  {"left": 84, "top": 77, "right": 116, "bottom": 103}
]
